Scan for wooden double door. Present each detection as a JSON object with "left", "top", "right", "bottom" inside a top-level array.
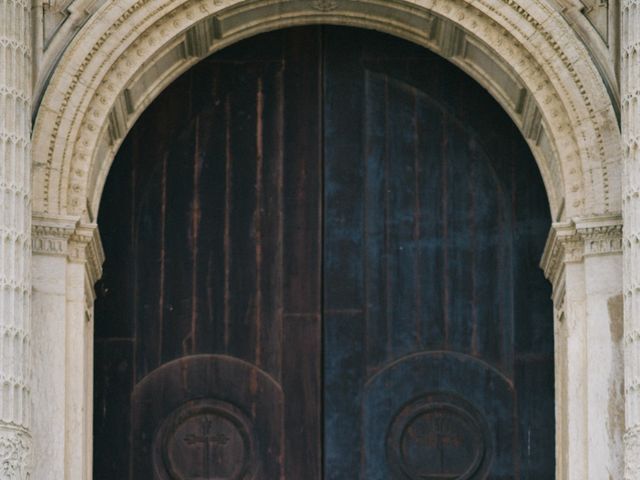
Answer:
[{"left": 94, "top": 26, "right": 555, "bottom": 480}]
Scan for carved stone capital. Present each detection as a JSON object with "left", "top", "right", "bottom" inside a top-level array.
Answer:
[
  {"left": 32, "top": 214, "right": 105, "bottom": 286},
  {"left": 0, "top": 428, "right": 32, "bottom": 479},
  {"left": 541, "top": 214, "right": 623, "bottom": 288},
  {"left": 68, "top": 223, "right": 105, "bottom": 288},
  {"left": 31, "top": 214, "right": 77, "bottom": 257}
]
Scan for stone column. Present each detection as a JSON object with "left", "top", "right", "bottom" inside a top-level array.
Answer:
[
  {"left": 542, "top": 215, "right": 624, "bottom": 480},
  {"left": 0, "top": 0, "right": 32, "bottom": 477},
  {"left": 622, "top": 0, "right": 640, "bottom": 475},
  {"left": 31, "top": 216, "right": 103, "bottom": 480}
]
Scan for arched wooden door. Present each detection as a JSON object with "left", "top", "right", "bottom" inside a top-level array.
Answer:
[{"left": 94, "top": 26, "right": 554, "bottom": 480}]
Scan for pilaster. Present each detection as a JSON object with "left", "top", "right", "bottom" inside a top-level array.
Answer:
[
  {"left": 31, "top": 215, "right": 104, "bottom": 480},
  {"left": 542, "top": 215, "right": 624, "bottom": 480},
  {"left": 0, "top": 0, "right": 32, "bottom": 477},
  {"left": 622, "top": 0, "right": 640, "bottom": 472}
]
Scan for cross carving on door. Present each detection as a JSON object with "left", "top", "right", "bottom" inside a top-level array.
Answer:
[{"left": 183, "top": 416, "right": 231, "bottom": 478}]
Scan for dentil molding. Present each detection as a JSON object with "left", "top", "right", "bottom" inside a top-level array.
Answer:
[{"left": 30, "top": 0, "right": 622, "bottom": 224}]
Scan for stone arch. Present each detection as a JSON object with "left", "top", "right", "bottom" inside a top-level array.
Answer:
[
  {"left": 31, "top": 0, "right": 621, "bottom": 224},
  {"left": 27, "top": 2, "right": 629, "bottom": 479}
]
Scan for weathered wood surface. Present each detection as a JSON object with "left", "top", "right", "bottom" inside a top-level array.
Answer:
[
  {"left": 95, "top": 26, "right": 554, "bottom": 480},
  {"left": 95, "top": 27, "right": 323, "bottom": 479},
  {"left": 322, "top": 27, "right": 554, "bottom": 479}
]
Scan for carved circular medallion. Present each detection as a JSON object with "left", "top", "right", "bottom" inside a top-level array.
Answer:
[
  {"left": 153, "top": 399, "right": 256, "bottom": 480},
  {"left": 387, "top": 394, "right": 491, "bottom": 480}
]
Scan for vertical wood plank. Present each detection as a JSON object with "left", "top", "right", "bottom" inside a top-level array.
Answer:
[
  {"left": 322, "top": 26, "right": 553, "bottom": 479},
  {"left": 323, "top": 27, "right": 367, "bottom": 478},
  {"left": 93, "top": 339, "right": 134, "bottom": 480},
  {"left": 96, "top": 27, "right": 324, "bottom": 480},
  {"left": 281, "top": 27, "right": 323, "bottom": 479}
]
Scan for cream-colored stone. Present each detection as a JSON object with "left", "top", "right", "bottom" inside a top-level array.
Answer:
[
  {"left": 621, "top": 0, "right": 640, "bottom": 474},
  {"left": 32, "top": 253, "right": 68, "bottom": 480},
  {"left": 541, "top": 216, "right": 624, "bottom": 479},
  {"left": 30, "top": 0, "right": 620, "bottom": 222},
  {"left": 0, "top": 0, "right": 32, "bottom": 476},
  {"left": 31, "top": 216, "right": 103, "bottom": 480},
  {"left": 584, "top": 253, "right": 624, "bottom": 479}
]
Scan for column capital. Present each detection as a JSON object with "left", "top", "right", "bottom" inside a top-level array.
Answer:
[
  {"left": 32, "top": 214, "right": 105, "bottom": 286},
  {"left": 68, "top": 224, "right": 105, "bottom": 288},
  {"left": 541, "top": 214, "right": 623, "bottom": 287},
  {"left": 31, "top": 214, "right": 77, "bottom": 257}
]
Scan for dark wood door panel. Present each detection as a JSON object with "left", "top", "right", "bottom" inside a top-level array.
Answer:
[
  {"left": 95, "top": 26, "right": 554, "bottom": 480},
  {"left": 131, "top": 355, "right": 284, "bottom": 479},
  {"left": 357, "top": 69, "right": 514, "bottom": 373},
  {"left": 322, "top": 26, "right": 554, "bottom": 479},
  {"left": 95, "top": 27, "right": 323, "bottom": 479},
  {"left": 363, "top": 352, "right": 515, "bottom": 480}
]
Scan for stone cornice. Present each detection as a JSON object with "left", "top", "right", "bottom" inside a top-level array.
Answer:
[
  {"left": 541, "top": 214, "right": 623, "bottom": 287},
  {"left": 32, "top": 214, "right": 105, "bottom": 286}
]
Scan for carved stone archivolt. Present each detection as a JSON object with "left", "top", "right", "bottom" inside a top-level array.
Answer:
[
  {"left": 30, "top": 0, "right": 621, "bottom": 225},
  {"left": 35, "top": 0, "right": 109, "bottom": 97}
]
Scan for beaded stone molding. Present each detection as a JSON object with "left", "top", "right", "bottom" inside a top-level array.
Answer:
[{"left": 31, "top": 0, "right": 622, "bottom": 225}]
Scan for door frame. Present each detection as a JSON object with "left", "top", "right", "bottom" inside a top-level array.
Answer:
[{"left": 29, "top": 1, "right": 623, "bottom": 479}]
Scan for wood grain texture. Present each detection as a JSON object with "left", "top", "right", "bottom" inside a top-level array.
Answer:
[
  {"left": 95, "top": 27, "right": 322, "bottom": 480},
  {"left": 95, "top": 26, "right": 553, "bottom": 480},
  {"left": 322, "top": 27, "right": 554, "bottom": 479}
]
